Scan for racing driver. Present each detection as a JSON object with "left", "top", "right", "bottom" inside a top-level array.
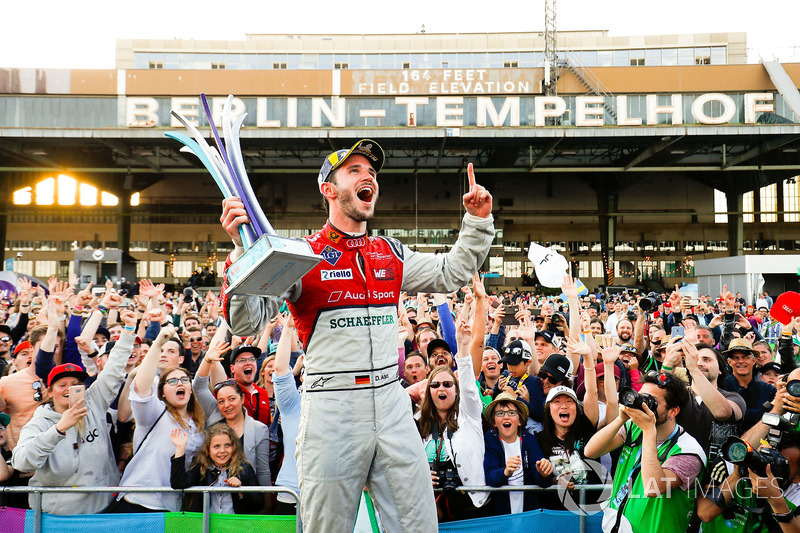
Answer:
[{"left": 219, "top": 139, "right": 494, "bottom": 532}]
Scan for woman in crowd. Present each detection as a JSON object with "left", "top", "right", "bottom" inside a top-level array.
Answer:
[
  {"left": 110, "top": 325, "right": 206, "bottom": 513},
  {"left": 12, "top": 309, "right": 137, "bottom": 514},
  {"left": 483, "top": 391, "right": 554, "bottom": 515},
  {"left": 170, "top": 423, "right": 261, "bottom": 514},
  {"left": 416, "top": 273, "right": 488, "bottom": 521},
  {"left": 536, "top": 343, "right": 603, "bottom": 510},
  {"left": 192, "top": 328, "right": 271, "bottom": 489}
]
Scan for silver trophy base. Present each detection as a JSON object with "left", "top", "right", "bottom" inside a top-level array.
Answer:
[{"left": 225, "top": 234, "right": 321, "bottom": 297}]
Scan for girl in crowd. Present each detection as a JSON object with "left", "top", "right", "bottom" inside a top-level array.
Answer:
[
  {"left": 192, "top": 327, "right": 271, "bottom": 489},
  {"left": 536, "top": 340, "right": 602, "bottom": 510},
  {"left": 110, "top": 326, "right": 205, "bottom": 513},
  {"left": 12, "top": 309, "right": 137, "bottom": 514},
  {"left": 416, "top": 274, "right": 489, "bottom": 521},
  {"left": 483, "top": 392, "right": 554, "bottom": 515},
  {"left": 170, "top": 423, "right": 261, "bottom": 514}
]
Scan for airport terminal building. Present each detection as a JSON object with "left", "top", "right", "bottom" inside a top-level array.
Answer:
[{"left": 1, "top": 29, "right": 799, "bottom": 291}]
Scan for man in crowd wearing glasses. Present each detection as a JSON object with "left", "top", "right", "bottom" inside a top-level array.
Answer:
[{"left": 229, "top": 345, "right": 270, "bottom": 424}]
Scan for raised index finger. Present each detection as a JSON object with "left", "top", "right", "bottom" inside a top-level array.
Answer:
[{"left": 467, "top": 162, "right": 476, "bottom": 189}]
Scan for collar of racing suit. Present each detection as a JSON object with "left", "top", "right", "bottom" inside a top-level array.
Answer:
[{"left": 322, "top": 221, "right": 369, "bottom": 248}]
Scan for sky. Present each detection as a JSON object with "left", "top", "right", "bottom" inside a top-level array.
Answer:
[{"left": 1, "top": 0, "right": 799, "bottom": 69}]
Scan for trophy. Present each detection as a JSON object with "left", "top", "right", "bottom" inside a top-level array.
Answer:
[{"left": 166, "top": 94, "right": 321, "bottom": 297}]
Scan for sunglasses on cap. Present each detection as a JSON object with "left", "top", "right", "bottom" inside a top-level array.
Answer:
[
  {"left": 213, "top": 379, "right": 237, "bottom": 394},
  {"left": 429, "top": 380, "right": 454, "bottom": 389},
  {"left": 538, "top": 371, "right": 562, "bottom": 385},
  {"left": 32, "top": 380, "right": 43, "bottom": 402}
]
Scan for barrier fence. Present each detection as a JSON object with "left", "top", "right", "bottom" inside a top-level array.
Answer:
[{"left": 1, "top": 483, "right": 612, "bottom": 533}]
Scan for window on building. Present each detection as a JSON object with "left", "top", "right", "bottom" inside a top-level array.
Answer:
[
  {"left": 637, "top": 241, "right": 657, "bottom": 252},
  {"left": 743, "top": 191, "right": 754, "bottom": 223},
  {"left": 615, "top": 241, "right": 635, "bottom": 252},
  {"left": 714, "top": 189, "right": 728, "bottom": 223},
  {"left": 577, "top": 261, "right": 590, "bottom": 278},
  {"left": 659, "top": 241, "right": 679, "bottom": 252},
  {"left": 15, "top": 261, "right": 33, "bottom": 276},
  {"left": 150, "top": 242, "right": 169, "bottom": 254},
  {"left": 706, "top": 241, "right": 728, "bottom": 252},
  {"left": 760, "top": 183, "right": 778, "bottom": 222},
  {"left": 569, "top": 241, "right": 589, "bottom": 253},
  {"left": 503, "top": 61, "right": 518, "bottom": 68},
  {"left": 211, "top": 62, "right": 226, "bottom": 70},
  {"left": 35, "top": 261, "right": 57, "bottom": 277},
  {"left": 615, "top": 261, "right": 635, "bottom": 277},
  {"left": 149, "top": 261, "right": 166, "bottom": 278},
  {"left": 272, "top": 63, "right": 287, "bottom": 69},
  {"left": 590, "top": 261, "right": 604, "bottom": 278},
  {"left": 504, "top": 242, "right": 523, "bottom": 253},
  {"left": 504, "top": 261, "right": 522, "bottom": 278},
  {"left": 334, "top": 62, "right": 349, "bottom": 69},
  {"left": 148, "top": 61, "right": 164, "bottom": 69},
  {"left": 546, "top": 242, "right": 566, "bottom": 252},
  {"left": 172, "top": 242, "right": 193, "bottom": 253},
  {"left": 685, "top": 241, "right": 705, "bottom": 252},
  {"left": 130, "top": 241, "right": 148, "bottom": 252},
  {"left": 172, "top": 261, "right": 193, "bottom": 278},
  {"left": 785, "top": 178, "right": 800, "bottom": 222},
  {"left": 629, "top": 50, "right": 645, "bottom": 66},
  {"left": 402, "top": 62, "right": 410, "bottom": 69},
  {"left": 489, "top": 256, "right": 504, "bottom": 275},
  {"left": 35, "top": 241, "right": 57, "bottom": 251}
]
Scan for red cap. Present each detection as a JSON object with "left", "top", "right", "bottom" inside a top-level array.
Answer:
[
  {"left": 13, "top": 341, "right": 30, "bottom": 357},
  {"left": 47, "top": 363, "right": 88, "bottom": 387},
  {"left": 595, "top": 362, "right": 621, "bottom": 380},
  {"left": 770, "top": 292, "right": 800, "bottom": 325}
]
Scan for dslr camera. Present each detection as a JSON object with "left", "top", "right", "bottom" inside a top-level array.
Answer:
[
  {"left": 638, "top": 292, "right": 662, "bottom": 312},
  {"left": 721, "top": 435, "right": 790, "bottom": 483},
  {"left": 431, "top": 458, "right": 460, "bottom": 492},
  {"left": 619, "top": 386, "right": 659, "bottom": 413}
]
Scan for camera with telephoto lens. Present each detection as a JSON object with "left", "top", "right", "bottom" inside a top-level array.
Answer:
[
  {"left": 721, "top": 436, "right": 790, "bottom": 483},
  {"left": 638, "top": 292, "right": 662, "bottom": 312},
  {"left": 619, "top": 386, "right": 659, "bottom": 413},
  {"left": 786, "top": 379, "right": 800, "bottom": 398}
]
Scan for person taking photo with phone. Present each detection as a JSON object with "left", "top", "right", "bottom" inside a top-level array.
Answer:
[{"left": 11, "top": 310, "right": 138, "bottom": 514}]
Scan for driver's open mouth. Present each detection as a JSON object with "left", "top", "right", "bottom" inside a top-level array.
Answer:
[{"left": 357, "top": 185, "right": 374, "bottom": 203}]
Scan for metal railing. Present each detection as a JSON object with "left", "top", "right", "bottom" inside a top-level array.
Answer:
[
  {"left": 2, "top": 483, "right": 613, "bottom": 533},
  {"left": 1, "top": 485, "right": 301, "bottom": 533}
]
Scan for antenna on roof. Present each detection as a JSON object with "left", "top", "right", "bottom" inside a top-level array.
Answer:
[{"left": 420, "top": 24, "right": 426, "bottom": 34}]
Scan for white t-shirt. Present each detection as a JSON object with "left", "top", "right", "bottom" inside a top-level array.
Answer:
[{"left": 501, "top": 438, "right": 524, "bottom": 514}]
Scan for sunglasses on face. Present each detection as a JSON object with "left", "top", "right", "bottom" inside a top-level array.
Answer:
[
  {"left": 189, "top": 337, "right": 202, "bottom": 342},
  {"left": 538, "top": 371, "right": 562, "bottom": 385},
  {"left": 0, "top": 336, "right": 10, "bottom": 343},
  {"left": 429, "top": 380, "right": 454, "bottom": 389},
  {"left": 165, "top": 376, "right": 191, "bottom": 386}
]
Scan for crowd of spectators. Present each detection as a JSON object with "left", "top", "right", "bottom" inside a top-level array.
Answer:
[{"left": 1, "top": 272, "right": 800, "bottom": 532}]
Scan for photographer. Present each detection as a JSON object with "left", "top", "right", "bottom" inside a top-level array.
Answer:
[
  {"left": 585, "top": 371, "right": 706, "bottom": 533},
  {"left": 697, "top": 433, "right": 800, "bottom": 532}
]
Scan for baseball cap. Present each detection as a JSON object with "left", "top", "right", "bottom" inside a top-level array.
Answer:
[
  {"left": 95, "top": 327, "right": 110, "bottom": 341},
  {"left": 0, "top": 412, "right": 9, "bottom": 428},
  {"left": 47, "top": 363, "right": 88, "bottom": 387},
  {"left": 98, "top": 341, "right": 115, "bottom": 356},
  {"left": 231, "top": 345, "right": 261, "bottom": 363},
  {"left": 500, "top": 339, "right": 533, "bottom": 365},
  {"left": 426, "top": 338, "right": 452, "bottom": 359},
  {"left": 0, "top": 325, "right": 11, "bottom": 336},
  {"left": 540, "top": 353, "right": 573, "bottom": 383},
  {"left": 770, "top": 292, "right": 800, "bottom": 325},
  {"left": 535, "top": 330, "right": 563, "bottom": 350},
  {"left": 760, "top": 362, "right": 782, "bottom": 375},
  {"left": 317, "top": 139, "right": 385, "bottom": 189},
  {"left": 13, "top": 340, "right": 31, "bottom": 357},
  {"left": 545, "top": 385, "right": 579, "bottom": 405},
  {"left": 595, "top": 362, "right": 621, "bottom": 380}
]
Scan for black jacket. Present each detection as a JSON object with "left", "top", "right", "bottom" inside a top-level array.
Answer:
[{"left": 170, "top": 455, "right": 262, "bottom": 514}]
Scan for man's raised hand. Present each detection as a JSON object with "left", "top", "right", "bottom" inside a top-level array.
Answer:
[
  {"left": 220, "top": 197, "right": 249, "bottom": 247},
  {"left": 462, "top": 163, "right": 492, "bottom": 218}
]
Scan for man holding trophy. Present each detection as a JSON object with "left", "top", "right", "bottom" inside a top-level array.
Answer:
[{"left": 219, "top": 138, "right": 494, "bottom": 531}]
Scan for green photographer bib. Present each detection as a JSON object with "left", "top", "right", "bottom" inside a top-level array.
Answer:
[{"left": 608, "top": 421, "right": 705, "bottom": 533}]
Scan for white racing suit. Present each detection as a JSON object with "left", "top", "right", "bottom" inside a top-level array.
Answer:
[{"left": 222, "top": 212, "right": 494, "bottom": 532}]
